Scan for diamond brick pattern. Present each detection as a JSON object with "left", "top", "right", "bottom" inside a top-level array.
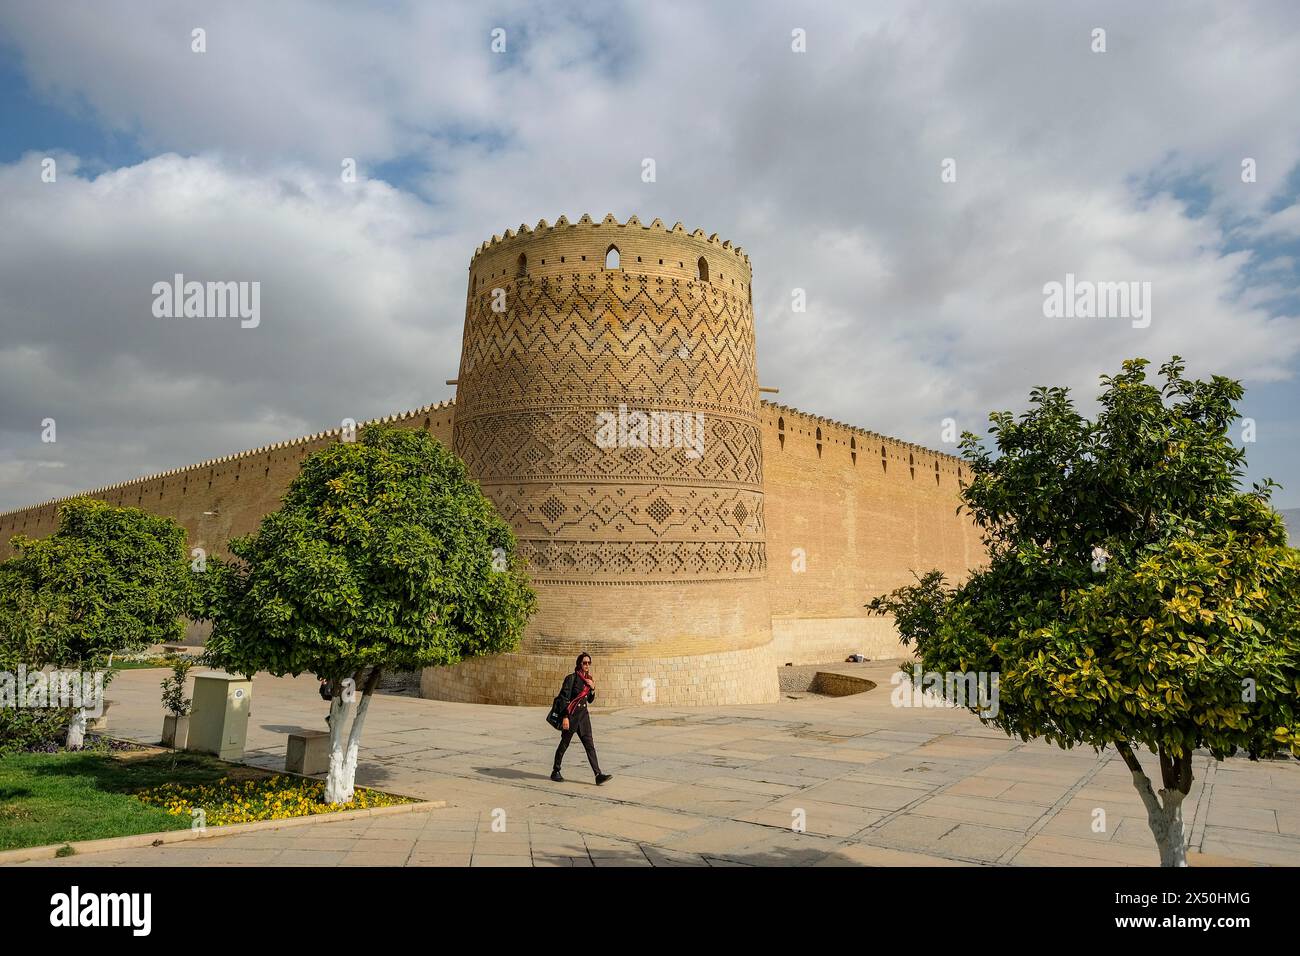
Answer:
[{"left": 453, "top": 242, "right": 766, "bottom": 586}]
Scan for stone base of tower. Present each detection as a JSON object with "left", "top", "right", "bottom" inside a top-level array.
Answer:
[{"left": 420, "top": 640, "right": 779, "bottom": 707}]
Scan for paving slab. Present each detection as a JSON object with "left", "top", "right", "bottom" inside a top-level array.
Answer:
[{"left": 13, "top": 663, "right": 1299, "bottom": 868}]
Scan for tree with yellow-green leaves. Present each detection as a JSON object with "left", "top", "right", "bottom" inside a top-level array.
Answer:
[{"left": 869, "top": 358, "right": 1300, "bottom": 866}]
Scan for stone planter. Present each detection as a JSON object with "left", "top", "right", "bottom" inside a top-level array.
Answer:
[{"left": 162, "top": 714, "right": 190, "bottom": 749}]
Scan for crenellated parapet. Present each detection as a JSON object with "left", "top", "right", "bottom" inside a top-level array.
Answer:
[
  {"left": 467, "top": 213, "right": 753, "bottom": 297},
  {"left": 762, "top": 400, "right": 969, "bottom": 478},
  {"left": 0, "top": 399, "right": 457, "bottom": 522},
  {"left": 1, "top": 213, "right": 987, "bottom": 706}
]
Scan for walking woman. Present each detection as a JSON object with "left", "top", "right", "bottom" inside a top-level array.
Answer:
[{"left": 551, "top": 652, "right": 613, "bottom": 785}]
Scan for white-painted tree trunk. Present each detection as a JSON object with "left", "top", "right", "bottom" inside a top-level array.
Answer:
[
  {"left": 323, "top": 686, "right": 376, "bottom": 805},
  {"left": 1128, "top": 770, "right": 1189, "bottom": 867},
  {"left": 323, "top": 691, "right": 353, "bottom": 804},
  {"left": 65, "top": 708, "right": 88, "bottom": 749},
  {"left": 340, "top": 691, "right": 373, "bottom": 799}
]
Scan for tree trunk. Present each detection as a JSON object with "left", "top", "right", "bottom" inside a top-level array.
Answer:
[
  {"left": 1116, "top": 741, "right": 1193, "bottom": 867},
  {"left": 340, "top": 691, "right": 373, "bottom": 797},
  {"left": 322, "top": 677, "right": 355, "bottom": 804},
  {"left": 322, "top": 668, "right": 382, "bottom": 805},
  {"left": 65, "top": 708, "right": 88, "bottom": 749}
]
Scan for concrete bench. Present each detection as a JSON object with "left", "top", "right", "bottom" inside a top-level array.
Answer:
[{"left": 286, "top": 730, "right": 331, "bottom": 776}]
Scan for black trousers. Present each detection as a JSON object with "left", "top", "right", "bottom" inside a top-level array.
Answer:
[{"left": 553, "top": 706, "right": 602, "bottom": 775}]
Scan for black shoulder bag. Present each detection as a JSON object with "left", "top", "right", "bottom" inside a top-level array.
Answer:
[{"left": 546, "top": 675, "right": 572, "bottom": 731}]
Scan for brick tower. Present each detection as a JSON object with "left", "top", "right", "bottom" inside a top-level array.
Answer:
[{"left": 420, "top": 213, "right": 779, "bottom": 706}]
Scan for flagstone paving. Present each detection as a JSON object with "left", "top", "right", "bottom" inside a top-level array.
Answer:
[{"left": 15, "top": 663, "right": 1300, "bottom": 867}]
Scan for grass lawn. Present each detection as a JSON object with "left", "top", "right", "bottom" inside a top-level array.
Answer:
[
  {"left": 0, "top": 744, "right": 418, "bottom": 852},
  {"left": 0, "top": 748, "right": 269, "bottom": 851}
]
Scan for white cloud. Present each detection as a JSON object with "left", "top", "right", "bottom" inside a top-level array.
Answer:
[
  {"left": 1, "top": 0, "right": 1298, "bottom": 509},
  {"left": 0, "top": 154, "right": 458, "bottom": 506}
]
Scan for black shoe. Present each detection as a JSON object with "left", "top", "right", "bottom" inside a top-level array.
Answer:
[
  {"left": 595, "top": 773, "right": 613, "bottom": 785},
  {"left": 551, "top": 769, "right": 564, "bottom": 782}
]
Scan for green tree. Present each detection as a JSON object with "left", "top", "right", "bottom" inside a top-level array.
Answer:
[
  {"left": 0, "top": 573, "right": 77, "bottom": 754},
  {"left": 868, "top": 358, "right": 1300, "bottom": 866},
  {"left": 0, "top": 498, "right": 194, "bottom": 747},
  {"left": 204, "top": 426, "right": 536, "bottom": 803}
]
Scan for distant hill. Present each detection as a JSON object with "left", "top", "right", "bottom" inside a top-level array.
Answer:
[{"left": 1280, "top": 509, "right": 1300, "bottom": 543}]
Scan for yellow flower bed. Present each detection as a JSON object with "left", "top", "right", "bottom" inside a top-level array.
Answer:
[{"left": 135, "top": 775, "right": 415, "bottom": 826}]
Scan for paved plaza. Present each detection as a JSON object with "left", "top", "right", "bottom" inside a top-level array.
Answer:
[{"left": 19, "top": 663, "right": 1300, "bottom": 867}]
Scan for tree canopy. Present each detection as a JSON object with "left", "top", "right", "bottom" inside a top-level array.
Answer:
[
  {"left": 0, "top": 497, "right": 193, "bottom": 669},
  {"left": 869, "top": 358, "right": 1300, "bottom": 865},
  {"left": 0, "top": 497, "right": 194, "bottom": 748},
  {"left": 204, "top": 425, "right": 536, "bottom": 681}
]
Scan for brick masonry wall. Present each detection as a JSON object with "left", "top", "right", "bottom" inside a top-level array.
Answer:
[
  {"left": 0, "top": 394, "right": 984, "bottom": 695},
  {"left": 420, "top": 641, "right": 778, "bottom": 707},
  {"left": 760, "top": 402, "right": 986, "bottom": 664},
  {"left": 0, "top": 403, "right": 457, "bottom": 564},
  {"left": 434, "top": 215, "right": 778, "bottom": 706},
  {"left": 0, "top": 217, "right": 988, "bottom": 704}
]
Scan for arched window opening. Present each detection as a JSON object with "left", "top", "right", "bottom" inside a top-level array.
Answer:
[
  {"left": 815, "top": 426, "right": 823, "bottom": 458},
  {"left": 516, "top": 253, "right": 527, "bottom": 276},
  {"left": 697, "top": 257, "right": 709, "bottom": 282},
  {"left": 881, "top": 444, "right": 887, "bottom": 472},
  {"left": 935, "top": 461, "right": 941, "bottom": 485},
  {"left": 851, "top": 437, "right": 857, "bottom": 466},
  {"left": 605, "top": 245, "right": 620, "bottom": 270},
  {"left": 778, "top": 416, "right": 785, "bottom": 451},
  {"left": 909, "top": 453, "right": 915, "bottom": 479}
]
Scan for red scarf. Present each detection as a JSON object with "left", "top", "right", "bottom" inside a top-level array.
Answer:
[{"left": 567, "top": 670, "right": 593, "bottom": 714}]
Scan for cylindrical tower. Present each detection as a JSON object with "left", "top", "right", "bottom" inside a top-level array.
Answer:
[{"left": 422, "top": 213, "right": 777, "bottom": 706}]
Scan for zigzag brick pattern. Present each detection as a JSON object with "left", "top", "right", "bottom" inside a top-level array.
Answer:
[
  {"left": 0, "top": 214, "right": 986, "bottom": 707},
  {"left": 437, "top": 214, "right": 780, "bottom": 704}
]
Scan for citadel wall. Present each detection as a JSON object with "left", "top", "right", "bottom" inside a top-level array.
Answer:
[
  {"left": 0, "top": 215, "right": 987, "bottom": 706},
  {"left": 0, "top": 395, "right": 983, "bottom": 684},
  {"left": 760, "top": 403, "right": 981, "bottom": 665},
  {"left": 425, "top": 214, "right": 778, "bottom": 706},
  {"left": 0, "top": 403, "right": 456, "bottom": 564}
]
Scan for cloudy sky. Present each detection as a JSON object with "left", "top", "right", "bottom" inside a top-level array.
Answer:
[{"left": 1, "top": 0, "right": 1298, "bottom": 512}]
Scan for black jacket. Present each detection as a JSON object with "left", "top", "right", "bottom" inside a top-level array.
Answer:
[{"left": 558, "top": 672, "right": 596, "bottom": 713}]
